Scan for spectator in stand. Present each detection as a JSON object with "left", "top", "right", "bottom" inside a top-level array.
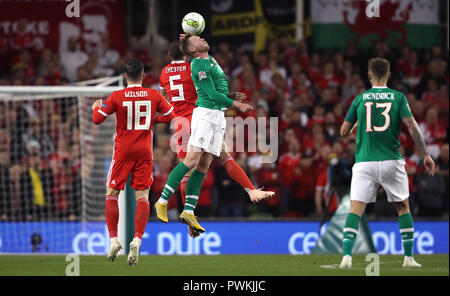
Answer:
[
  {"left": 421, "top": 79, "right": 440, "bottom": 106},
  {"left": 255, "top": 161, "right": 282, "bottom": 216},
  {"left": 12, "top": 50, "right": 36, "bottom": 84},
  {"left": 419, "top": 107, "right": 447, "bottom": 159},
  {"left": 9, "top": 18, "right": 37, "bottom": 56},
  {"left": 75, "top": 65, "right": 94, "bottom": 82},
  {"left": 215, "top": 165, "right": 248, "bottom": 217},
  {"left": 128, "top": 35, "right": 152, "bottom": 68},
  {"left": 314, "top": 150, "right": 339, "bottom": 217},
  {"left": 324, "top": 112, "right": 340, "bottom": 144},
  {"left": 195, "top": 169, "right": 215, "bottom": 217},
  {"left": 96, "top": 35, "right": 120, "bottom": 76},
  {"left": 22, "top": 118, "right": 55, "bottom": 160},
  {"left": 416, "top": 58, "right": 447, "bottom": 97},
  {"left": 289, "top": 157, "right": 316, "bottom": 217},
  {"left": 60, "top": 36, "right": 89, "bottom": 82},
  {"left": 19, "top": 141, "right": 54, "bottom": 221},
  {"left": 400, "top": 51, "right": 424, "bottom": 92},
  {"left": 278, "top": 138, "right": 301, "bottom": 211},
  {"left": 0, "top": 151, "right": 13, "bottom": 221},
  {"left": 395, "top": 44, "right": 410, "bottom": 74},
  {"left": 424, "top": 84, "right": 449, "bottom": 122},
  {"left": 151, "top": 154, "right": 179, "bottom": 219},
  {"left": 436, "top": 143, "right": 449, "bottom": 213},
  {"left": 400, "top": 145, "right": 418, "bottom": 213},
  {"left": 259, "top": 58, "right": 287, "bottom": 88},
  {"left": 317, "top": 61, "right": 343, "bottom": 90},
  {"left": 410, "top": 98, "right": 426, "bottom": 124}
]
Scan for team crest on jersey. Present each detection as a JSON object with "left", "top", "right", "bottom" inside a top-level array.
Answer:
[{"left": 198, "top": 71, "right": 207, "bottom": 80}]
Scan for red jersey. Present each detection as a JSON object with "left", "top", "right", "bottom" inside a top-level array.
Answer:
[
  {"left": 159, "top": 60, "right": 197, "bottom": 118},
  {"left": 93, "top": 85, "right": 175, "bottom": 160}
]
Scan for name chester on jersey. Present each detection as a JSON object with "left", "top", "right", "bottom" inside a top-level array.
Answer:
[
  {"left": 125, "top": 90, "right": 149, "bottom": 98},
  {"left": 165, "top": 66, "right": 187, "bottom": 73}
]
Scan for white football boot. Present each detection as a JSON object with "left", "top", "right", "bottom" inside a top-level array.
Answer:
[
  {"left": 107, "top": 237, "right": 122, "bottom": 262},
  {"left": 403, "top": 256, "right": 421, "bottom": 268},
  {"left": 339, "top": 255, "right": 352, "bottom": 268},
  {"left": 127, "top": 237, "right": 142, "bottom": 266}
]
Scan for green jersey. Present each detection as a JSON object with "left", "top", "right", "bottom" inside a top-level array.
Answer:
[
  {"left": 345, "top": 87, "right": 413, "bottom": 163},
  {"left": 190, "top": 56, "right": 234, "bottom": 111}
]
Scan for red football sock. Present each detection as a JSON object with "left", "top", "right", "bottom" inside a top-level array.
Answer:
[
  {"left": 105, "top": 195, "right": 119, "bottom": 238},
  {"left": 134, "top": 198, "right": 150, "bottom": 239},
  {"left": 223, "top": 156, "right": 255, "bottom": 191},
  {"left": 180, "top": 175, "right": 189, "bottom": 204}
]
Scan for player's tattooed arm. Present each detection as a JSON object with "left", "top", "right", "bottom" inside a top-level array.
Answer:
[
  {"left": 403, "top": 116, "right": 436, "bottom": 176},
  {"left": 402, "top": 116, "right": 428, "bottom": 156}
]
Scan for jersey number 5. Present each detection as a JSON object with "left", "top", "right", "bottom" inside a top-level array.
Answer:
[
  {"left": 123, "top": 101, "right": 151, "bottom": 130},
  {"left": 169, "top": 75, "right": 185, "bottom": 102},
  {"left": 364, "top": 102, "right": 392, "bottom": 132}
]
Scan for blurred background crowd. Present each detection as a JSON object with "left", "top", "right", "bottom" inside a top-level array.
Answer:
[{"left": 0, "top": 7, "right": 448, "bottom": 222}]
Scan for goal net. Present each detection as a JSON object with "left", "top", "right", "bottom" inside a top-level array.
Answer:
[{"left": 0, "top": 84, "right": 122, "bottom": 253}]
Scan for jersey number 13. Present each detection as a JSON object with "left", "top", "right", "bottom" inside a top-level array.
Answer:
[{"left": 364, "top": 102, "right": 392, "bottom": 132}]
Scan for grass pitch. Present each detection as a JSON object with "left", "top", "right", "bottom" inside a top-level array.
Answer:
[{"left": 0, "top": 254, "right": 448, "bottom": 276}]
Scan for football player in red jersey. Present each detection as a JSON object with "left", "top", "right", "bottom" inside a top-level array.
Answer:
[
  {"left": 157, "top": 41, "right": 274, "bottom": 237},
  {"left": 92, "top": 59, "right": 175, "bottom": 265}
]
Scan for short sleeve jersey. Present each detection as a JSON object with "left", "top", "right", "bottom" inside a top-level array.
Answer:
[
  {"left": 159, "top": 61, "right": 197, "bottom": 117},
  {"left": 345, "top": 87, "right": 413, "bottom": 163},
  {"left": 97, "top": 85, "right": 174, "bottom": 160}
]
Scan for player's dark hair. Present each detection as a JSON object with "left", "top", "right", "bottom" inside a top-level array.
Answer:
[
  {"left": 168, "top": 41, "right": 184, "bottom": 60},
  {"left": 180, "top": 33, "right": 195, "bottom": 57},
  {"left": 368, "top": 57, "right": 390, "bottom": 81},
  {"left": 125, "top": 58, "right": 144, "bottom": 82}
]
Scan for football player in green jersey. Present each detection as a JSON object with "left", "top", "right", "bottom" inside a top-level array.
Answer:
[
  {"left": 156, "top": 34, "right": 273, "bottom": 233},
  {"left": 339, "top": 58, "right": 435, "bottom": 269}
]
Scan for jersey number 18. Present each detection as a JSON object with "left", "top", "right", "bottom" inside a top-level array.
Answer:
[{"left": 123, "top": 101, "right": 151, "bottom": 130}]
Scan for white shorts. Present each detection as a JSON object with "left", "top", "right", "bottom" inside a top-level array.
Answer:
[
  {"left": 188, "top": 107, "right": 226, "bottom": 157},
  {"left": 350, "top": 159, "right": 409, "bottom": 203}
]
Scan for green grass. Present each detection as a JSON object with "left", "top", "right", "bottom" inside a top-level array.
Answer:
[{"left": 0, "top": 254, "right": 448, "bottom": 276}]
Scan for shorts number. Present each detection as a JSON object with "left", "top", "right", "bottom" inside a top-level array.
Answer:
[
  {"left": 364, "top": 102, "right": 392, "bottom": 132},
  {"left": 169, "top": 75, "right": 185, "bottom": 102},
  {"left": 123, "top": 101, "right": 151, "bottom": 130}
]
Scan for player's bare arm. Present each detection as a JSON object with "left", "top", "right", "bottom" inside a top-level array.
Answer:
[
  {"left": 229, "top": 91, "right": 247, "bottom": 102},
  {"left": 232, "top": 100, "right": 253, "bottom": 112},
  {"left": 340, "top": 120, "right": 357, "bottom": 137},
  {"left": 159, "top": 88, "right": 169, "bottom": 101},
  {"left": 402, "top": 116, "right": 435, "bottom": 176}
]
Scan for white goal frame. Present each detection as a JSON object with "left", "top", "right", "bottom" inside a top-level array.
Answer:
[{"left": 0, "top": 80, "right": 132, "bottom": 254}]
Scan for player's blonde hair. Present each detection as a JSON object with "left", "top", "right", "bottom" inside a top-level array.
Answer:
[{"left": 180, "top": 33, "right": 195, "bottom": 57}]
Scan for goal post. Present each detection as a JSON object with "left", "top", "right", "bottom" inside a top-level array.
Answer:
[{"left": 0, "top": 85, "right": 135, "bottom": 254}]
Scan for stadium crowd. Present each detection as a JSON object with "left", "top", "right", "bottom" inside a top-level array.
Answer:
[{"left": 0, "top": 21, "right": 448, "bottom": 221}]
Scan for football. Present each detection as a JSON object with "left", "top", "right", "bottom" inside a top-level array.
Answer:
[{"left": 181, "top": 12, "right": 205, "bottom": 36}]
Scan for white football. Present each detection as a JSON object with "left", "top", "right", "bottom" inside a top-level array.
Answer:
[{"left": 182, "top": 12, "right": 205, "bottom": 36}]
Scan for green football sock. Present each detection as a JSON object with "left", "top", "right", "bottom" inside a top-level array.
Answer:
[
  {"left": 183, "top": 169, "right": 205, "bottom": 213},
  {"left": 160, "top": 162, "right": 191, "bottom": 201},
  {"left": 399, "top": 212, "right": 414, "bottom": 257},
  {"left": 343, "top": 213, "right": 360, "bottom": 256}
]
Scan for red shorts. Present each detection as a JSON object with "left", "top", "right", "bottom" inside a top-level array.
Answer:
[
  {"left": 106, "top": 160, "right": 153, "bottom": 190},
  {"left": 172, "top": 114, "right": 192, "bottom": 159}
]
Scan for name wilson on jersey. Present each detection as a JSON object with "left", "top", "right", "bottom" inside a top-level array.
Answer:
[{"left": 125, "top": 91, "right": 149, "bottom": 98}]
